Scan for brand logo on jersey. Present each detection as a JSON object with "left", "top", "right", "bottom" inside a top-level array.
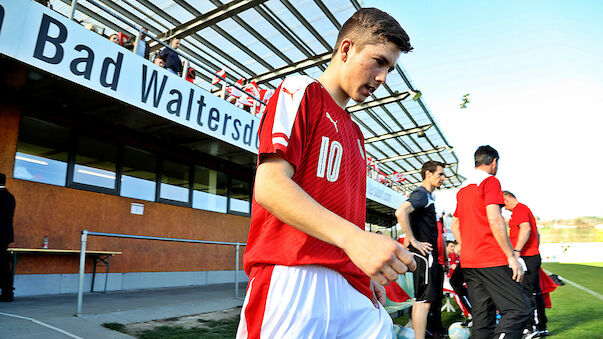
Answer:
[
  {"left": 282, "top": 87, "right": 299, "bottom": 100},
  {"left": 325, "top": 112, "right": 338, "bottom": 133}
]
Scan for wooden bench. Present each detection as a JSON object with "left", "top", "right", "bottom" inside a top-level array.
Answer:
[
  {"left": 7, "top": 248, "right": 122, "bottom": 293},
  {"left": 385, "top": 273, "right": 415, "bottom": 318}
]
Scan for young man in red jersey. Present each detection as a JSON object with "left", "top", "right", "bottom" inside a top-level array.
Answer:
[
  {"left": 450, "top": 146, "right": 530, "bottom": 339},
  {"left": 504, "top": 191, "right": 548, "bottom": 337},
  {"left": 236, "top": 8, "right": 417, "bottom": 339}
]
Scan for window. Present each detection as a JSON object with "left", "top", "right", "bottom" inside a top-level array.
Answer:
[
  {"left": 229, "top": 178, "right": 250, "bottom": 214},
  {"left": 72, "top": 137, "right": 118, "bottom": 190},
  {"left": 13, "top": 117, "right": 69, "bottom": 186},
  {"left": 193, "top": 165, "right": 227, "bottom": 213},
  {"left": 120, "top": 146, "right": 156, "bottom": 201},
  {"left": 12, "top": 116, "right": 253, "bottom": 216},
  {"left": 159, "top": 160, "right": 190, "bottom": 203}
]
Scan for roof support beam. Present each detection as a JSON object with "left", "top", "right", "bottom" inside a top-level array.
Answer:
[
  {"left": 251, "top": 52, "right": 332, "bottom": 84},
  {"left": 375, "top": 146, "right": 447, "bottom": 164},
  {"left": 152, "top": 0, "right": 267, "bottom": 45},
  {"left": 365, "top": 124, "right": 433, "bottom": 144},
  {"left": 393, "top": 162, "right": 458, "bottom": 176},
  {"left": 347, "top": 91, "right": 416, "bottom": 113}
]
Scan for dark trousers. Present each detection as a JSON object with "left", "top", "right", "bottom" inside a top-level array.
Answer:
[
  {"left": 522, "top": 254, "right": 547, "bottom": 331},
  {"left": 0, "top": 243, "right": 13, "bottom": 296},
  {"left": 450, "top": 263, "right": 472, "bottom": 315},
  {"left": 427, "top": 264, "right": 445, "bottom": 335},
  {"left": 464, "top": 266, "right": 530, "bottom": 339}
]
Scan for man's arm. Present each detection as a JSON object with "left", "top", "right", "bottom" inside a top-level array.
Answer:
[
  {"left": 513, "top": 222, "right": 531, "bottom": 252},
  {"left": 486, "top": 204, "right": 523, "bottom": 282},
  {"left": 450, "top": 217, "right": 461, "bottom": 247},
  {"left": 395, "top": 202, "right": 432, "bottom": 255},
  {"left": 255, "top": 157, "right": 416, "bottom": 286}
]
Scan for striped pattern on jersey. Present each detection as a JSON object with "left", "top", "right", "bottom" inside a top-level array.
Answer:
[{"left": 244, "top": 75, "right": 371, "bottom": 300}]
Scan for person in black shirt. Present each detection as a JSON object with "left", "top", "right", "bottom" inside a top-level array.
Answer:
[
  {"left": 159, "top": 37, "right": 183, "bottom": 75},
  {"left": 0, "top": 173, "right": 16, "bottom": 302},
  {"left": 395, "top": 161, "right": 446, "bottom": 339}
]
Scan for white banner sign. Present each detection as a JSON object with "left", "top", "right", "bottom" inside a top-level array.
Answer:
[
  {"left": 366, "top": 177, "right": 405, "bottom": 210},
  {"left": 0, "top": 0, "right": 260, "bottom": 153}
]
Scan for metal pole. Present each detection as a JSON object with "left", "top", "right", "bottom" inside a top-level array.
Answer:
[
  {"left": 69, "top": 0, "right": 78, "bottom": 21},
  {"left": 75, "top": 230, "right": 88, "bottom": 317},
  {"left": 182, "top": 59, "right": 190, "bottom": 79},
  {"left": 133, "top": 29, "right": 142, "bottom": 57},
  {"left": 235, "top": 242, "right": 240, "bottom": 298}
]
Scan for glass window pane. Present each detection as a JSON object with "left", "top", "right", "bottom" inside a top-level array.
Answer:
[
  {"left": 13, "top": 117, "right": 69, "bottom": 186},
  {"left": 73, "top": 137, "right": 117, "bottom": 189},
  {"left": 229, "top": 178, "right": 250, "bottom": 214},
  {"left": 160, "top": 160, "right": 190, "bottom": 203},
  {"left": 193, "top": 166, "right": 227, "bottom": 213},
  {"left": 120, "top": 146, "right": 156, "bottom": 201}
]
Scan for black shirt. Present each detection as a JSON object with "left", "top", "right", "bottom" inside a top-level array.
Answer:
[
  {"left": 0, "top": 188, "right": 15, "bottom": 244},
  {"left": 407, "top": 186, "right": 437, "bottom": 254}
]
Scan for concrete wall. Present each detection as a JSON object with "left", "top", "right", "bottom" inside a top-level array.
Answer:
[
  {"left": 540, "top": 242, "right": 603, "bottom": 263},
  {"left": 14, "top": 270, "right": 249, "bottom": 297}
]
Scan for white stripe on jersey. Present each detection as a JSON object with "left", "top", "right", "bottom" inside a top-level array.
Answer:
[
  {"left": 357, "top": 139, "right": 365, "bottom": 160},
  {"left": 272, "top": 136, "right": 288, "bottom": 147},
  {"left": 272, "top": 75, "right": 316, "bottom": 143}
]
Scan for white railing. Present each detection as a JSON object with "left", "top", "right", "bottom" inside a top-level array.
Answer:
[{"left": 75, "top": 229, "right": 246, "bottom": 317}]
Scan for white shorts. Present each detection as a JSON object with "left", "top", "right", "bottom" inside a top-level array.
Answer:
[{"left": 236, "top": 265, "right": 393, "bottom": 339}]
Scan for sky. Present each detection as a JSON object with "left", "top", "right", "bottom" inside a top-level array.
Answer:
[{"left": 365, "top": 0, "right": 603, "bottom": 220}]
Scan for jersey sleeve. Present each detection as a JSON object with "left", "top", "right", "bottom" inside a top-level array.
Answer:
[
  {"left": 407, "top": 189, "right": 429, "bottom": 209},
  {"left": 481, "top": 176, "right": 504, "bottom": 206},
  {"left": 257, "top": 76, "right": 318, "bottom": 170},
  {"left": 512, "top": 205, "right": 530, "bottom": 225}
]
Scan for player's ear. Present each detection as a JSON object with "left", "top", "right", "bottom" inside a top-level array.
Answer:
[{"left": 339, "top": 39, "right": 352, "bottom": 62}]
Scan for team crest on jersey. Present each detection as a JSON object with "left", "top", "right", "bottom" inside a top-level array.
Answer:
[{"left": 325, "top": 112, "right": 339, "bottom": 133}]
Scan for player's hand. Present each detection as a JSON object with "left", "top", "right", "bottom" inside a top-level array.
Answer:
[
  {"left": 370, "top": 278, "right": 387, "bottom": 308},
  {"left": 410, "top": 239, "right": 432, "bottom": 256},
  {"left": 342, "top": 231, "right": 416, "bottom": 286},
  {"left": 508, "top": 254, "right": 524, "bottom": 282}
]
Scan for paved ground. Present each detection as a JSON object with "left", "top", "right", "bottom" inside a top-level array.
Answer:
[{"left": 0, "top": 283, "right": 247, "bottom": 338}]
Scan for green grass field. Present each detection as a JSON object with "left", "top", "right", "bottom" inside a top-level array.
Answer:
[
  {"left": 539, "top": 262, "right": 603, "bottom": 338},
  {"left": 103, "top": 262, "right": 603, "bottom": 338}
]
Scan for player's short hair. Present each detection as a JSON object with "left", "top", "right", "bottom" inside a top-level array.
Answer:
[
  {"left": 421, "top": 160, "right": 445, "bottom": 180},
  {"left": 154, "top": 54, "right": 166, "bottom": 62},
  {"left": 502, "top": 191, "right": 516, "bottom": 199},
  {"left": 474, "top": 145, "right": 499, "bottom": 167},
  {"left": 0, "top": 173, "right": 6, "bottom": 185},
  {"left": 446, "top": 240, "right": 457, "bottom": 245},
  {"left": 333, "top": 8, "right": 413, "bottom": 58}
]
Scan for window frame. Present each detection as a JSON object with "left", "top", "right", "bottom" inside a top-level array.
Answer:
[{"left": 14, "top": 115, "right": 253, "bottom": 216}]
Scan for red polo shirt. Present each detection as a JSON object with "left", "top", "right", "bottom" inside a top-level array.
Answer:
[
  {"left": 509, "top": 203, "right": 540, "bottom": 256},
  {"left": 454, "top": 170, "right": 507, "bottom": 268}
]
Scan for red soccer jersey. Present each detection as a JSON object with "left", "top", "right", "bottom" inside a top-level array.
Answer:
[
  {"left": 509, "top": 203, "right": 540, "bottom": 256},
  {"left": 454, "top": 169, "right": 507, "bottom": 268},
  {"left": 243, "top": 75, "right": 371, "bottom": 299}
]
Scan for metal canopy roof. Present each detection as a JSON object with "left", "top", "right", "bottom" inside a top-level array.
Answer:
[{"left": 48, "top": 0, "right": 463, "bottom": 191}]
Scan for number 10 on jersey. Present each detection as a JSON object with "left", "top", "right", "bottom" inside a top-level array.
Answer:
[{"left": 317, "top": 136, "right": 343, "bottom": 182}]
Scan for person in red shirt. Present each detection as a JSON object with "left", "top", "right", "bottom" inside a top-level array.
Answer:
[
  {"left": 236, "top": 8, "right": 417, "bottom": 338},
  {"left": 450, "top": 146, "right": 529, "bottom": 339},
  {"left": 504, "top": 191, "right": 548, "bottom": 336}
]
